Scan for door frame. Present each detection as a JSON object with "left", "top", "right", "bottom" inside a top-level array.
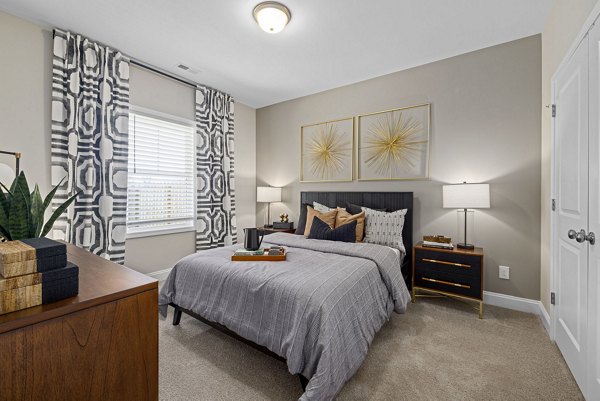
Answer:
[{"left": 550, "top": 3, "right": 600, "bottom": 343}]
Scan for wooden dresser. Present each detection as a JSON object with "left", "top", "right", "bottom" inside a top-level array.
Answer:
[
  {"left": 412, "top": 241, "right": 484, "bottom": 318},
  {"left": 0, "top": 243, "right": 158, "bottom": 401}
]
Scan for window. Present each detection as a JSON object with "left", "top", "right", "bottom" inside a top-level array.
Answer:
[{"left": 126, "top": 109, "right": 195, "bottom": 237}]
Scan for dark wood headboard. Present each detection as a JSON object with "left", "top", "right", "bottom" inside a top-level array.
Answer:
[{"left": 300, "top": 191, "right": 414, "bottom": 285}]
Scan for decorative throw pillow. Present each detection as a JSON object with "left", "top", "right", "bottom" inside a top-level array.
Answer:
[
  {"left": 295, "top": 203, "right": 311, "bottom": 235},
  {"left": 313, "top": 201, "right": 333, "bottom": 213},
  {"left": 304, "top": 206, "right": 338, "bottom": 236},
  {"left": 346, "top": 202, "right": 386, "bottom": 215},
  {"left": 308, "top": 217, "right": 357, "bottom": 243},
  {"left": 336, "top": 208, "right": 365, "bottom": 242},
  {"left": 362, "top": 207, "right": 408, "bottom": 253}
]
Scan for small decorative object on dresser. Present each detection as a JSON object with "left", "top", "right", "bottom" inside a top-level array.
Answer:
[
  {"left": 412, "top": 241, "right": 484, "bottom": 318},
  {"left": 279, "top": 213, "right": 289, "bottom": 222}
]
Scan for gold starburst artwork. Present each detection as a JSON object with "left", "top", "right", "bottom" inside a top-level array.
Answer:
[
  {"left": 359, "top": 104, "right": 430, "bottom": 180},
  {"left": 304, "top": 122, "right": 352, "bottom": 180}
]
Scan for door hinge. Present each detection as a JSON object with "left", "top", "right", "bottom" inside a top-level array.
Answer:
[
  {"left": 552, "top": 104, "right": 556, "bottom": 118},
  {"left": 552, "top": 199, "right": 556, "bottom": 211},
  {"left": 551, "top": 292, "right": 556, "bottom": 305}
]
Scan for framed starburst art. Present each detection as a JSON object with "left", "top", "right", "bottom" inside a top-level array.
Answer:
[
  {"left": 301, "top": 117, "right": 354, "bottom": 182},
  {"left": 357, "top": 103, "right": 430, "bottom": 181}
]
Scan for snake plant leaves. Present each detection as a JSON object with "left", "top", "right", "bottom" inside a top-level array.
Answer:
[
  {"left": 0, "top": 172, "right": 80, "bottom": 241},
  {"left": 8, "top": 181, "right": 29, "bottom": 240},
  {"left": 30, "top": 185, "right": 44, "bottom": 237},
  {"left": 40, "top": 190, "right": 80, "bottom": 237}
]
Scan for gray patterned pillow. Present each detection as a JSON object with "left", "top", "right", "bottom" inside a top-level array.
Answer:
[
  {"left": 362, "top": 207, "right": 408, "bottom": 253},
  {"left": 313, "top": 201, "right": 333, "bottom": 213}
]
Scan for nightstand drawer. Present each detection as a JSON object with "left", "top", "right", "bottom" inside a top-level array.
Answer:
[
  {"left": 415, "top": 249, "right": 481, "bottom": 277},
  {"left": 414, "top": 269, "right": 481, "bottom": 299}
]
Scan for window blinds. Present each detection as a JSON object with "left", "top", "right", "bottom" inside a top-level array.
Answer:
[{"left": 126, "top": 112, "right": 195, "bottom": 235}]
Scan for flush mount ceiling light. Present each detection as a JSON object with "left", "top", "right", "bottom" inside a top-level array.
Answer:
[{"left": 253, "top": 2, "right": 291, "bottom": 34}]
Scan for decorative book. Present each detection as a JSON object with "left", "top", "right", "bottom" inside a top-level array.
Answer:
[
  {"left": 0, "top": 238, "right": 67, "bottom": 278},
  {"left": 422, "top": 240, "right": 454, "bottom": 249},
  {"left": 273, "top": 222, "right": 294, "bottom": 230},
  {"left": 0, "top": 261, "right": 79, "bottom": 315},
  {"left": 423, "top": 235, "right": 452, "bottom": 244}
]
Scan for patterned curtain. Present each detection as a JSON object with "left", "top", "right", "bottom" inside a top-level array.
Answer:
[
  {"left": 50, "top": 29, "right": 130, "bottom": 263},
  {"left": 195, "top": 86, "right": 237, "bottom": 250}
]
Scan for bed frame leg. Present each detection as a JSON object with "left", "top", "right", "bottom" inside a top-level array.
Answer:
[
  {"left": 298, "top": 375, "right": 309, "bottom": 391},
  {"left": 172, "top": 307, "right": 182, "bottom": 326}
]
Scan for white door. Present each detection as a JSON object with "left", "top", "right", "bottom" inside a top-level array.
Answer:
[
  {"left": 588, "top": 22, "right": 600, "bottom": 400},
  {"left": 554, "top": 33, "right": 589, "bottom": 396}
]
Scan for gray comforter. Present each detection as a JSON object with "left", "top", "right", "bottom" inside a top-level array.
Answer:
[{"left": 158, "top": 233, "right": 411, "bottom": 401}]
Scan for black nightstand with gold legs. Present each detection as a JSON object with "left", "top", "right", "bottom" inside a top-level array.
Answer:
[{"left": 412, "top": 241, "right": 484, "bottom": 318}]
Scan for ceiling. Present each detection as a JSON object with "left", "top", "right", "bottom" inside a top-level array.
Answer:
[{"left": 0, "top": 0, "right": 553, "bottom": 108}]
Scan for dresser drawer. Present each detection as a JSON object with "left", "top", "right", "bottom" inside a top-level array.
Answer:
[
  {"left": 414, "top": 268, "right": 482, "bottom": 299},
  {"left": 414, "top": 248, "right": 481, "bottom": 278}
]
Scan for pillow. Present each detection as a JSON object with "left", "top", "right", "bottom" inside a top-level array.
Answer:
[
  {"left": 308, "top": 217, "right": 357, "bottom": 243},
  {"left": 295, "top": 203, "right": 311, "bottom": 235},
  {"left": 346, "top": 202, "right": 386, "bottom": 215},
  {"left": 304, "top": 206, "right": 338, "bottom": 236},
  {"left": 362, "top": 207, "right": 408, "bottom": 253},
  {"left": 335, "top": 207, "right": 365, "bottom": 242},
  {"left": 313, "top": 201, "right": 333, "bottom": 213}
]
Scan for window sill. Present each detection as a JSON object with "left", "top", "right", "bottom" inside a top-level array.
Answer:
[{"left": 126, "top": 225, "right": 195, "bottom": 240}]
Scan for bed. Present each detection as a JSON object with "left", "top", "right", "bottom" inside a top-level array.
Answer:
[{"left": 159, "top": 191, "right": 413, "bottom": 401}]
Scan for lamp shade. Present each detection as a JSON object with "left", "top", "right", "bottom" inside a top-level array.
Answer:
[
  {"left": 443, "top": 183, "right": 490, "bottom": 209},
  {"left": 257, "top": 186, "right": 282, "bottom": 203}
]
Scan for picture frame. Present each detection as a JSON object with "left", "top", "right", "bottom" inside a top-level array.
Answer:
[
  {"left": 300, "top": 117, "right": 354, "bottom": 183},
  {"left": 357, "top": 103, "right": 430, "bottom": 181}
]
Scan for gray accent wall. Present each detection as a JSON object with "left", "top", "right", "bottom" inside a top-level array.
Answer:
[{"left": 256, "top": 35, "right": 542, "bottom": 300}]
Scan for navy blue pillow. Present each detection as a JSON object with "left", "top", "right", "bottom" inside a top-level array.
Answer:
[
  {"left": 295, "top": 203, "right": 311, "bottom": 235},
  {"left": 308, "top": 217, "right": 357, "bottom": 243}
]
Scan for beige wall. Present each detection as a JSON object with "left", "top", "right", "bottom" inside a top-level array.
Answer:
[
  {"left": 0, "top": 11, "right": 256, "bottom": 276},
  {"left": 540, "top": 0, "right": 599, "bottom": 311},
  {"left": 0, "top": 11, "right": 53, "bottom": 195},
  {"left": 257, "top": 35, "right": 542, "bottom": 300}
]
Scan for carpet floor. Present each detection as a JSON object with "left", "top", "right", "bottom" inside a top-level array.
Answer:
[{"left": 159, "top": 297, "right": 583, "bottom": 401}]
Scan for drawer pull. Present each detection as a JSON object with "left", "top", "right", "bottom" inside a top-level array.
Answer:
[
  {"left": 422, "top": 277, "right": 471, "bottom": 289},
  {"left": 422, "top": 258, "right": 471, "bottom": 268}
]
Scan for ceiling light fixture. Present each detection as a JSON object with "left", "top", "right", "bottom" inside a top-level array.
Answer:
[{"left": 253, "top": 2, "right": 291, "bottom": 34}]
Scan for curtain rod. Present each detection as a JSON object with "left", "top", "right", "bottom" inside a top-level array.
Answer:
[
  {"left": 129, "top": 59, "right": 197, "bottom": 89},
  {"left": 52, "top": 28, "right": 229, "bottom": 97}
]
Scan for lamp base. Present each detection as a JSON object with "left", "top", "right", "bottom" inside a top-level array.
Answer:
[{"left": 457, "top": 243, "right": 475, "bottom": 250}]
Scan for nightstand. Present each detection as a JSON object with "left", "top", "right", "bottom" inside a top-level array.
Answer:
[
  {"left": 258, "top": 226, "right": 295, "bottom": 235},
  {"left": 412, "top": 241, "right": 484, "bottom": 318}
]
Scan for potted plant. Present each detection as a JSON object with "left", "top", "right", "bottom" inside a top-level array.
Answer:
[{"left": 0, "top": 172, "right": 80, "bottom": 241}]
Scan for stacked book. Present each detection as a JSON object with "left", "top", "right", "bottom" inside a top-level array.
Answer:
[
  {"left": 0, "top": 238, "right": 79, "bottom": 315},
  {"left": 234, "top": 248, "right": 265, "bottom": 256},
  {"left": 422, "top": 240, "right": 454, "bottom": 250}
]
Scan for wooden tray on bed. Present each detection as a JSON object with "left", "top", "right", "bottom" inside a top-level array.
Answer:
[{"left": 231, "top": 248, "right": 286, "bottom": 262}]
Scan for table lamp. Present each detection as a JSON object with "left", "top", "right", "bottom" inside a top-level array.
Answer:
[
  {"left": 443, "top": 182, "right": 490, "bottom": 249},
  {"left": 257, "top": 186, "right": 282, "bottom": 228}
]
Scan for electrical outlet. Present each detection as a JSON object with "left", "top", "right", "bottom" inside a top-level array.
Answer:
[{"left": 499, "top": 265, "right": 510, "bottom": 280}]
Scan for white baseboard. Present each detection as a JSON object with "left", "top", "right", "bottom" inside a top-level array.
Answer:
[
  {"left": 539, "top": 302, "right": 551, "bottom": 333},
  {"left": 484, "top": 291, "right": 551, "bottom": 334},
  {"left": 146, "top": 267, "right": 172, "bottom": 281}
]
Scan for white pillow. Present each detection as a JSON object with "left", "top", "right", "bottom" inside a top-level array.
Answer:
[
  {"left": 313, "top": 201, "right": 333, "bottom": 213},
  {"left": 362, "top": 207, "right": 408, "bottom": 253}
]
